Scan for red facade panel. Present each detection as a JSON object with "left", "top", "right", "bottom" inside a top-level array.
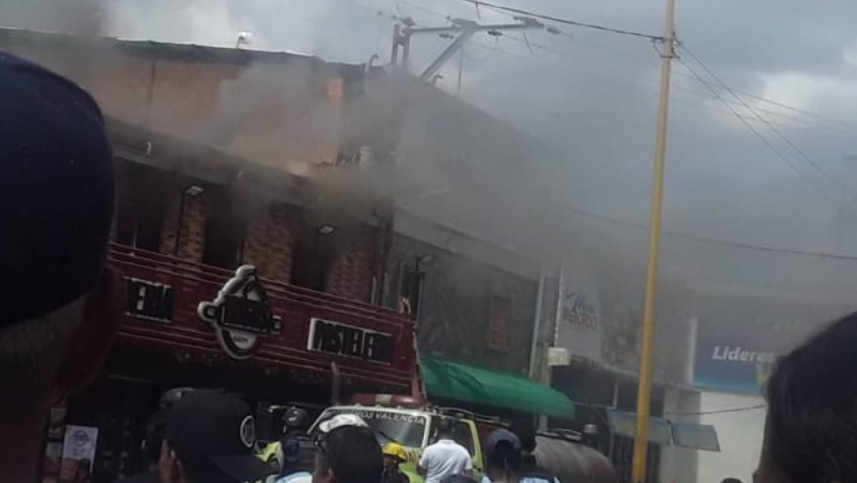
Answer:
[{"left": 110, "top": 244, "right": 414, "bottom": 392}]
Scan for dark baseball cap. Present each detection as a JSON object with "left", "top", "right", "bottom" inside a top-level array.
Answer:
[
  {"left": 485, "top": 429, "right": 522, "bottom": 467},
  {"left": 166, "top": 390, "right": 274, "bottom": 482},
  {"left": 0, "top": 52, "right": 114, "bottom": 325}
]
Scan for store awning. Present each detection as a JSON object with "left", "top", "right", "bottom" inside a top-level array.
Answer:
[
  {"left": 608, "top": 410, "right": 672, "bottom": 445},
  {"left": 421, "top": 356, "right": 576, "bottom": 420},
  {"left": 607, "top": 410, "right": 721, "bottom": 452}
]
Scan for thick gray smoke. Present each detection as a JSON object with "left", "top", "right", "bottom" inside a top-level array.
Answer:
[{"left": 0, "top": 0, "right": 104, "bottom": 35}]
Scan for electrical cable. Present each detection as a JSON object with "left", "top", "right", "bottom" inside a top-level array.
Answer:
[
  {"left": 678, "top": 43, "right": 852, "bottom": 204},
  {"left": 736, "top": 90, "right": 857, "bottom": 132},
  {"left": 452, "top": 0, "right": 663, "bottom": 41},
  {"left": 675, "top": 54, "right": 846, "bottom": 211},
  {"left": 664, "top": 404, "right": 767, "bottom": 417}
]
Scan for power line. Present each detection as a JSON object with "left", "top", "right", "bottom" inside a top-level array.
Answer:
[
  {"left": 569, "top": 202, "right": 857, "bottom": 262},
  {"left": 675, "top": 54, "right": 846, "bottom": 211},
  {"left": 378, "top": 0, "right": 855, "bottom": 139},
  {"left": 665, "top": 404, "right": 766, "bottom": 417},
  {"left": 670, "top": 94, "right": 857, "bottom": 141},
  {"left": 678, "top": 43, "right": 852, "bottom": 205},
  {"left": 452, "top": 0, "right": 663, "bottom": 41},
  {"left": 737, "top": 90, "right": 857, "bottom": 132}
]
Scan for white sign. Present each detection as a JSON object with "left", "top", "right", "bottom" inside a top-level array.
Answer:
[
  {"left": 554, "top": 264, "right": 602, "bottom": 362},
  {"left": 60, "top": 425, "right": 98, "bottom": 482}
]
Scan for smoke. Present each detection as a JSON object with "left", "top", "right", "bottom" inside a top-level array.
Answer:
[
  {"left": 0, "top": 0, "right": 104, "bottom": 35},
  {"left": 6, "top": 0, "right": 857, "bottom": 380}
]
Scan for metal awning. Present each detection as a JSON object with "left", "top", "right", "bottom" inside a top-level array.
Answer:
[
  {"left": 608, "top": 410, "right": 672, "bottom": 445},
  {"left": 421, "top": 356, "right": 576, "bottom": 420},
  {"left": 607, "top": 409, "right": 721, "bottom": 451},
  {"left": 671, "top": 421, "right": 720, "bottom": 451}
]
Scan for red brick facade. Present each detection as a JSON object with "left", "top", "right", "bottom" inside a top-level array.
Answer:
[
  {"left": 116, "top": 170, "right": 384, "bottom": 302},
  {"left": 159, "top": 191, "right": 210, "bottom": 262},
  {"left": 242, "top": 204, "right": 300, "bottom": 281},
  {"left": 326, "top": 226, "right": 376, "bottom": 302}
]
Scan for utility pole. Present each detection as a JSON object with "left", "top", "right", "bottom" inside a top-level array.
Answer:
[
  {"left": 631, "top": 0, "right": 676, "bottom": 481},
  {"left": 390, "top": 17, "right": 542, "bottom": 81}
]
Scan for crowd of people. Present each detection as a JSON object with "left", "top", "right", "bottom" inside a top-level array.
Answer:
[{"left": 3, "top": 47, "right": 857, "bottom": 483}]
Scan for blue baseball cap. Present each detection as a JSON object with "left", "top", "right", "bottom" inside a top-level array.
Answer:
[
  {"left": 0, "top": 52, "right": 114, "bottom": 324},
  {"left": 485, "top": 429, "right": 522, "bottom": 467}
]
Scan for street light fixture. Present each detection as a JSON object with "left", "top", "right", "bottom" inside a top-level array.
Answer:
[
  {"left": 318, "top": 224, "right": 337, "bottom": 236},
  {"left": 185, "top": 185, "right": 204, "bottom": 196}
]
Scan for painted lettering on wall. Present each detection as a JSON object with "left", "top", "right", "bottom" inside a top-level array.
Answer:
[
  {"left": 308, "top": 318, "right": 394, "bottom": 364},
  {"left": 125, "top": 277, "right": 174, "bottom": 323}
]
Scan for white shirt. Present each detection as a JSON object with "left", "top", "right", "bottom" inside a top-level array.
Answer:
[{"left": 419, "top": 439, "right": 473, "bottom": 483}]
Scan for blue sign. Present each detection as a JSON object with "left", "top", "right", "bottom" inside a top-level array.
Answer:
[{"left": 693, "top": 293, "right": 816, "bottom": 394}]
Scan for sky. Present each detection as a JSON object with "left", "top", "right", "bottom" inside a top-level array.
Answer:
[
  {"left": 95, "top": 0, "right": 857, "bottom": 246},
  {"left": 4, "top": 0, "right": 857, "bottom": 296}
]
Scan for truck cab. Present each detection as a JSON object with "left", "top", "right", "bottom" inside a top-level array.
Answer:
[{"left": 312, "top": 406, "right": 484, "bottom": 483}]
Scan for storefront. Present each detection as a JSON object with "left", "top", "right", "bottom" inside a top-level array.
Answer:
[{"left": 41, "top": 245, "right": 415, "bottom": 483}]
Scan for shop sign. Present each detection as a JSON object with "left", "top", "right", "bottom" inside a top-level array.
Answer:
[
  {"left": 125, "top": 277, "right": 174, "bottom": 323},
  {"left": 554, "top": 262, "right": 602, "bottom": 363},
  {"left": 692, "top": 289, "right": 835, "bottom": 394},
  {"left": 59, "top": 425, "right": 98, "bottom": 482},
  {"left": 308, "top": 318, "right": 394, "bottom": 364},
  {"left": 198, "top": 265, "right": 283, "bottom": 360}
]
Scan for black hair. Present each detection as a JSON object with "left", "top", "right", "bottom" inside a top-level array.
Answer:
[
  {"left": 320, "top": 426, "right": 383, "bottom": 483},
  {"left": 721, "top": 478, "right": 743, "bottom": 483},
  {"left": 143, "top": 409, "right": 168, "bottom": 465},
  {"left": 437, "top": 418, "right": 455, "bottom": 436},
  {"left": 765, "top": 312, "right": 857, "bottom": 483},
  {"left": 487, "top": 440, "right": 522, "bottom": 473},
  {"left": 174, "top": 451, "right": 237, "bottom": 483},
  {"left": 508, "top": 420, "right": 537, "bottom": 453}
]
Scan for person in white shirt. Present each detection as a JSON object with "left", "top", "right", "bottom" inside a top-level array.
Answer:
[{"left": 418, "top": 418, "right": 473, "bottom": 483}]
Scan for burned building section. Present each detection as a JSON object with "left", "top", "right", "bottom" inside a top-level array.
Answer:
[{"left": 0, "top": 26, "right": 595, "bottom": 483}]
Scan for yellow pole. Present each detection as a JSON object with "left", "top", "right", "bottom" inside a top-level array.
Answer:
[{"left": 631, "top": 0, "right": 675, "bottom": 481}]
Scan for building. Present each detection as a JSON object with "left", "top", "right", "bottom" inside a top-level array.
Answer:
[
  {"left": 0, "top": 29, "right": 417, "bottom": 482},
  {"left": 0, "top": 28, "right": 583, "bottom": 481}
]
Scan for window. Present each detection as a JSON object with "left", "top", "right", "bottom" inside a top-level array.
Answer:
[
  {"left": 202, "top": 218, "right": 245, "bottom": 269},
  {"left": 398, "top": 262, "right": 425, "bottom": 316},
  {"left": 202, "top": 210, "right": 246, "bottom": 269},
  {"left": 115, "top": 202, "right": 164, "bottom": 251},
  {"left": 290, "top": 226, "right": 336, "bottom": 292},
  {"left": 487, "top": 296, "right": 511, "bottom": 352}
]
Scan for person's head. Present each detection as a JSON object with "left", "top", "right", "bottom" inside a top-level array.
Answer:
[
  {"left": 722, "top": 478, "right": 743, "bottom": 483},
  {"left": 313, "top": 425, "right": 382, "bottom": 483},
  {"left": 285, "top": 406, "right": 312, "bottom": 432},
  {"left": 0, "top": 51, "right": 120, "bottom": 473},
  {"left": 436, "top": 418, "right": 456, "bottom": 439},
  {"left": 757, "top": 312, "right": 857, "bottom": 483},
  {"left": 382, "top": 443, "right": 407, "bottom": 469},
  {"left": 142, "top": 409, "right": 168, "bottom": 470},
  {"left": 508, "top": 420, "right": 537, "bottom": 454},
  {"left": 142, "top": 388, "right": 195, "bottom": 471},
  {"left": 484, "top": 429, "right": 522, "bottom": 481},
  {"left": 160, "top": 390, "right": 274, "bottom": 483}
]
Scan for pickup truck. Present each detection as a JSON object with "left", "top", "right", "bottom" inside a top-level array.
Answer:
[{"left": 311, "top": 405, "right": 615, "bottom": 483}]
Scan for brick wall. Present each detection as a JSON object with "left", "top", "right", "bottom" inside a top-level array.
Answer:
[
  {"left": 386, "top": 234, "right": 538, "bottom": 374},
  {"left": 242, "top": 204, "right": 300, "bottom": 281},
  {"left": 325, "top": 226, "right": 377, "bottom": 302},
  {"left": 159, "top": 191, "right": 209, "bottom": 262}
]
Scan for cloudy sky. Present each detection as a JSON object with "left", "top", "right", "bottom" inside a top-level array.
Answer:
[
  {"left": 100, "top": 1, "right": 857, "bottom": 244},
  {"left": 5, "top": 0, "right": 857, "bottom": 294}
]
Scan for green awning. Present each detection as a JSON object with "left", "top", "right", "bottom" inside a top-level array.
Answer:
[{"left": 421, "top": 356, "right": 575, "bottom": 420}]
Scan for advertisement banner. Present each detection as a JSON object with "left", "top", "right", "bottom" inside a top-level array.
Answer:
[
  {"left": 692, "top": 289, "right": 838, "bottom": 394},
  {"left": 554, "top": 264, "right": 602, "bottom": 362},
  {"left": 60, "top": 425, "right": 98, "bottom": 483}
]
